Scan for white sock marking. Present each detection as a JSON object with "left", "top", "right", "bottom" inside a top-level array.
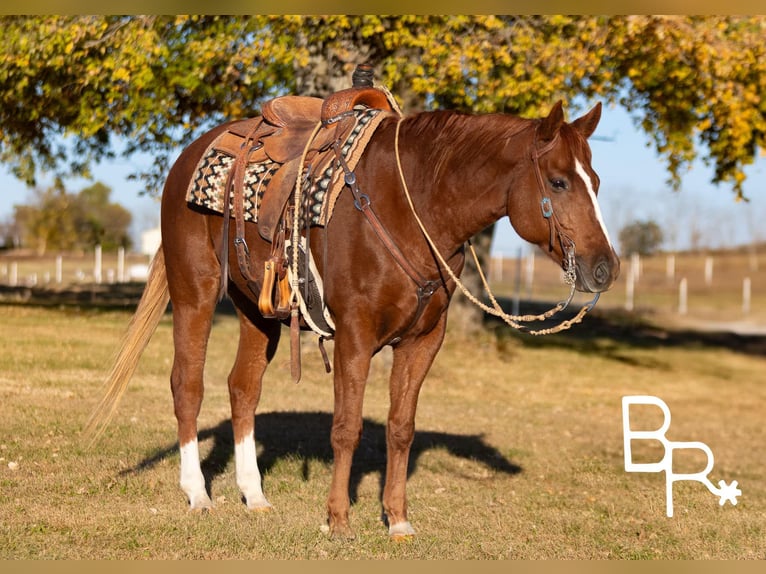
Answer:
[
  {"left": 235, "top": 432, "right": 270, "bottom": 509},
  {"left": 179, "top": 438, "right": 210, "bottom": 508}
]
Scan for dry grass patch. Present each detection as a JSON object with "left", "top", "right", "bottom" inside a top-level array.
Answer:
[{"left": 0, "top": 303, "right": 764, "bottom": 558}]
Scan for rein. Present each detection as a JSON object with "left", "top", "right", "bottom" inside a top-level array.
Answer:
[{"left": 393, "top": 118, "right": 600, "bottom": 336}]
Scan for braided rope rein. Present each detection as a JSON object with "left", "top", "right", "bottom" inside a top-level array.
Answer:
[{"left": 393, "top": 117, "right": 600, "bottom": 336}]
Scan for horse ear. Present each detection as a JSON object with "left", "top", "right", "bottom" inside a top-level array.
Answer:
[
  {"left": 538, "top": 100, "right": 565, "bottom": 142},
  {"left": 571, "top": 102, "right": 602, "bottom": 139}
]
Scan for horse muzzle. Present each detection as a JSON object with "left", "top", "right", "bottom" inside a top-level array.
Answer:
[{"left": 575, "top": 253, "right": 620, "bottom": 293}]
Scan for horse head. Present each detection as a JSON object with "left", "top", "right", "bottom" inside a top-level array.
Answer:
[{"left": 507, "top": 101, "right": 620, "bottom": 293}]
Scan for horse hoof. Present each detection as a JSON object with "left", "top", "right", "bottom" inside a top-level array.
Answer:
[
  {"left": 388, "top": 521, "right": 416, "bottom": 540},
  {"left": 247, "top": 501, "right": 273, "bottom": 513},
  {"left": 322, "top": 521, "right": 356, "bottom": 540},
  {"left": 188, "top": 494, "right": 214, "bottom": 512}
]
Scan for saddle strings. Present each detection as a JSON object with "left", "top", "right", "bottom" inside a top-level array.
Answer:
[
  {"left": 290, "top": 120, "right": 324, "bottom": 308},
  {"left": 393, "top": 118, "right": 599, "bottom": 336}
]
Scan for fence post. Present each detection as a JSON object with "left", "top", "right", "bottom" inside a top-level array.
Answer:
[
  {"left": 525, "top": 250, "right": 535, "bottom": 298},
  {"left": 631, "top": 253, "right": 641, "bottom": 283},
  {"left": 10, "top": 262, "right": 18, "bottom": 286},
  {"left": 512, "top": 247, "right": 522, "bottom": 316},
  {"left": 94, "top": 245, "right": 102, "bottom": 284},
  {"left": 117, "top": 246, "right": 125, "bottom": 283},
  {"left": 625, "top": 263, "right": 635, "bottom": 311},
  {"left": 743, "top": 277, "right": 751, "bottom": 315},
  {"left": 492, "top": 254, "right": 503, "bottom": 283},
  {"left": 679, "top": 277, "right": 688, "bottom": 315},
  {"left": 666, "top": 254, "right": 675, "bottom": 283},
  {"left": 704, "top": 256, "right": 714, "bottom": 286}
]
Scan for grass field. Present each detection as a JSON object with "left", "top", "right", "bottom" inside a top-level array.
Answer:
[{"left": 0, "top": 293, "right": 764, "bottom": 559}]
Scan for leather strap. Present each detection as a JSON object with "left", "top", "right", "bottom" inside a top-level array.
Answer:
[
  {"left": 331, "top": 138, "right": 448, "bottom": 343},
  {"left": 332, "top": 139, "right": 434, "bottom": 290},
  {"left": 221, "top": 121, "right": 265, "bottom": 298}
]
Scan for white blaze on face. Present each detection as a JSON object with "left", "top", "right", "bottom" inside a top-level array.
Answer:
[{"left": 575, "top": 159, "right": 613, "bottom": 248}]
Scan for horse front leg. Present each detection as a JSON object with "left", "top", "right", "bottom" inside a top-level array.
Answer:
[
  {"left": 228, "top": 306, "right": 280, "bottom": 510},
  {"left": 326, "top": 329, "right": 374, "bottom": 539},
  {"left": 383, "top": 314, "right": 448, "bottom": 539}
]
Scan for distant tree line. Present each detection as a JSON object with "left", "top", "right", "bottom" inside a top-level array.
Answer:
[
  {"left": 6, "top": 182, "right": 132, "bottom": 254},
  {"left": 619, "top": 220, "right": 665, "bottom": 256}
]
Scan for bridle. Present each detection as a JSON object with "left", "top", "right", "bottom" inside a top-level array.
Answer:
[
  {"left": 530, "top": 125, "right": 579, "bottom": 289},
  {"left": 392, "top": 117, "right": 601, "bottom": 336}
]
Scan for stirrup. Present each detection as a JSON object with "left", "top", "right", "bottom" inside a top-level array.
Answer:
[
  {"left": 258, "top": 259, "right": 278, "bottom": 317},
  {"left": 275, "top": 272, "right": 292, "bottom": 320}
]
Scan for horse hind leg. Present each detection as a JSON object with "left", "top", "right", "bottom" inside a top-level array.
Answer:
[
  {"left": 169, "top": 290, "right": 218, "bottom": 510},
  {"left": 228, "top": 302, "right": 280, "bottom": 510}
]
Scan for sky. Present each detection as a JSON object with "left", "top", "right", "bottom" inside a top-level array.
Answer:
[{"left": 2, "top": 102, "right": 764, "bottom": 255}]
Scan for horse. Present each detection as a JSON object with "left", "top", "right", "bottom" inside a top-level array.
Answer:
[{"left": 86, "top": 96, "right": 619, "bottom": 540}]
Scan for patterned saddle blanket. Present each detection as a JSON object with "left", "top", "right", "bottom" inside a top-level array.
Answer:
[{"left": 185, "top": 104, "right": 395, "bottom": 230}]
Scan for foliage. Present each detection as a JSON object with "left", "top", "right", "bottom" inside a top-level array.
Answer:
[
  {"left": 618, "top": 219, "right": 665, "bottom": 256},
  {"left": 13, "top": 182, "right": 132, "bottom": 254},
  {"left": 1, "top": 16, "right": 765, "bottom": 199}
]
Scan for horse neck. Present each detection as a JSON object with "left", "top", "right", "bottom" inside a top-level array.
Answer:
[{"left": 398, "top": 111, "right": 534, "bottom": 253}]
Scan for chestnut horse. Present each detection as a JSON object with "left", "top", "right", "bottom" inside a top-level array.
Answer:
[{"left": 87, "top": 99, "right": 619, "bottom": 539}]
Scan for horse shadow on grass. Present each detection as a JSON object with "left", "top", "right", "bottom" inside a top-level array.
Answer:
[
  {"left": 487, "top": 297, "right": 766, "bottom": 367},
  {"left": 121, "top": 411, "right": 521, "bottom": 506}
]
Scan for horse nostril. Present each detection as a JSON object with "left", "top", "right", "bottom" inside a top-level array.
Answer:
[{"left": 593, "top": 260, "right": 610, "bottom": 285}]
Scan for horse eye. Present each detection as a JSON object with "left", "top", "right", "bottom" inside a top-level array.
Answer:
[{"left": 550, "top": 178, "right": 568, "bottom": 191}]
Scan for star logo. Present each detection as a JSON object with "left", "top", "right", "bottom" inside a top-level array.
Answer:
[{"left": 717, "top": 480, "right": 742, "bottom": 507}]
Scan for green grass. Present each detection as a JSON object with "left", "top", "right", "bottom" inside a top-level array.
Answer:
[{"left": 0, "top": 302, "right": 764, "bottom": 559}]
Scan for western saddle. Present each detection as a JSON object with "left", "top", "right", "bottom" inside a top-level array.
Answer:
[{"left": 211, "top": 66, "right": 399, "bottom": 379}]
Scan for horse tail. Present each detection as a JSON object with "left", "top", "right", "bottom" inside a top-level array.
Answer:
[{"left": 83, "top": 245, "right": 170, "bottom": 446}]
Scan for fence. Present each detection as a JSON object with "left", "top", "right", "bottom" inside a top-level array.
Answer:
[
  {"left": 489, "top": 248, "right": 764, "bottom": 324},
  {"left": 0, "top": 247, "right": 151, "bottom": 288}
]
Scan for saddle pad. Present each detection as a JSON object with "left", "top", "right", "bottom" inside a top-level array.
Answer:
[
  {"left": 186, "top": 150, "right": 279, "bottom": 223},
  {"left": 303, "top": 107, "right": 393, "bottom": 227},
  {"left": 185, "top": 107, "right": 395, "bottom": 228}
]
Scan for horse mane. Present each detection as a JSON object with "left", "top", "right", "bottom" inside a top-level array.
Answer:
[
  {"left": 402, "top": 110, "right": 532, "bottom": 181},
  {"left": 402, "top": 109, "right": 593, "bottom": 180}
]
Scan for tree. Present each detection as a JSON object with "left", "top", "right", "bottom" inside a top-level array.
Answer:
[
  {"left": 2, "top": 15, "right": 764, "bottom": 198},
  {"left": 75, "top": 182, "right": 133, "bottom": 250},
  {"left": 2, "top": 16, "right": 765, "bottom": 318},
  {"left": 13, "top": 187, "right": 79, "bottom": 255},
  {"left": 619, "top": 220, "right": 665, "bottom": 256},
  {"left": 13, "top": 182, "right": 132, "bottom": 254}
]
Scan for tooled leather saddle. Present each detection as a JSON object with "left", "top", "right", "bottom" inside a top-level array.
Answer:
[{"left": 185, "top": 69, "right": 400, "bottom": 380}]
